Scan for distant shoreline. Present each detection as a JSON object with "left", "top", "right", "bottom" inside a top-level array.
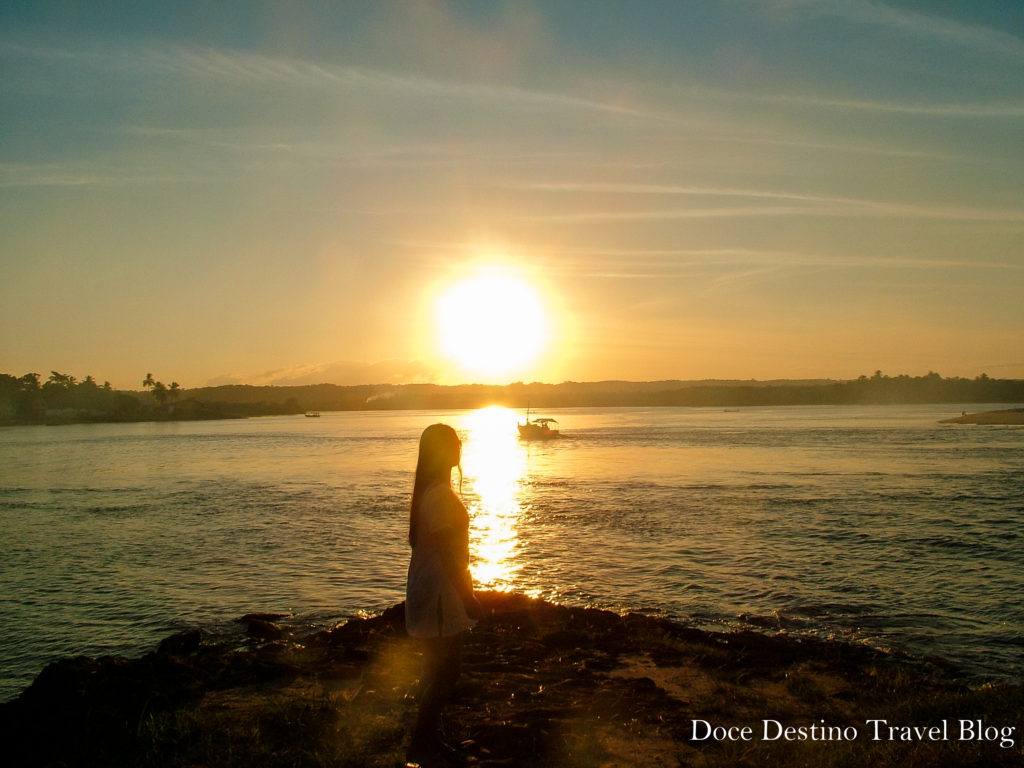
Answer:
[
  {"left": 5, "top": 401, "right": 1024, "bottom": 429},
  {"left": 939, "top": 408, "right": 1024, "bottom": 425},
  {"left": 7, "top": 401, "right": 1024, "bottom": 429},
  {"left": 5, "top": 372, "right": 1024, "bottom": 427}
]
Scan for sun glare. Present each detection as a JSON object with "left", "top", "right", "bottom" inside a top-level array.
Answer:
[
  {"left": 457, "top": 407, "right": 527, "bottom": 590},
  {"left": 436, "top": 272, "right": 548, "bottom": 380}
]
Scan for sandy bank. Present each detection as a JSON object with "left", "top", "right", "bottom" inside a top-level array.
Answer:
[
  {"left": 940, "top": 408, "right": 1024, "bottom": 425},
  {"left": 2, "top": 592, "right": 1021, "bottom": 767}
]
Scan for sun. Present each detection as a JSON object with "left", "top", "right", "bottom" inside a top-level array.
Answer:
[{"left": 435, "top": 272, "right": 548, "bottom": 380}]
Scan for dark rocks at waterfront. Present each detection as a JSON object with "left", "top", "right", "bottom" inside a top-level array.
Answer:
[{"left": 1, "top": 593, "right": 1020, "bottom": 768}]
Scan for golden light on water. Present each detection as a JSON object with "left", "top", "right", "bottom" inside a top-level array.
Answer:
[{"left": 458, "top": 407, "right": 528, "bottom": 591}]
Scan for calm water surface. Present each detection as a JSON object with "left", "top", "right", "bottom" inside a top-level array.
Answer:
[{"left": 1, "top": 404, "right": 1022, "bottom": 701}]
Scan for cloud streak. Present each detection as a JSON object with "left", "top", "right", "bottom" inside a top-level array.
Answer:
[
  {"left": 0, "top": 162, "right": 196, "bottom": 188},
  {"left": 511, "top": 182, "right": 1024, "bottom": 223},
  {"left": 3, "top": 39, "right": 649, "bottom": 119},
  {"left": 395, "top": 241, "right": 1024, "bottom": 282},
  {"left": 674, "top": 78, "right": 1024, "bottom": 121},
  {"left": 817, "top": 0, "right": 1024, "bottom": 61},
  {"left": 209, "top": 358, "right": 443, "bottom": 387},
  {"left": 761, "top": 93, "right": 1024, "bottom": 119}
]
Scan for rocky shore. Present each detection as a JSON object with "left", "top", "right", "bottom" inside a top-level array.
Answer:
[{"left": 2, "top": 592, "right": 1021, "bottom": 767}]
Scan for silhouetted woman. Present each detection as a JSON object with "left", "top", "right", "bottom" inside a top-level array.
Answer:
[{"left": 405, "top": 423, "right": 482, "bottom": 766}]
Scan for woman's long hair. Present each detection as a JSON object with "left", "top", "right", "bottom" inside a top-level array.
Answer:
[{"left": 409, "top": 423, "right": 461, "bottom": 546}]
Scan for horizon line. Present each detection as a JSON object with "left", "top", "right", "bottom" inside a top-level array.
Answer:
[{"left": 182, "top": 371, "right": 1018, "bottom": 391}]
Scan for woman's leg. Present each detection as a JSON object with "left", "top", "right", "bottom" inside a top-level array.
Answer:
[{"left": 409, "top": 634, "right": 462, "bottom": 759}]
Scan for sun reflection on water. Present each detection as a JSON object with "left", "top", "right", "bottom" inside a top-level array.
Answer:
[{"left": 458, "top": 407, "right": 528, "bottom": 591}]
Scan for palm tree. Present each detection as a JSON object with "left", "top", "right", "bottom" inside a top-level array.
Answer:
[
  {"left": 152, "top": 381, "right": 168, "bottom": 406},
  {"left": 48, "top": 371, "right": 76, "bottom": 389},
  {"left": 143, "top": 373, "right": 155, "bottom": 391},
  {"left": 16, "top": 373, "right": 43, "bottom": 418},
  {"left": 168, "top": 382, "right": 181, "bottom": 403}
]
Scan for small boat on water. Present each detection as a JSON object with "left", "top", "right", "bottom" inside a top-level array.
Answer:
[
  {"left": 305, "top": 411, "right": 321, "bottom": 418},
  {"left": 517, "top": 409, "right": 559, "bottom": 440}
]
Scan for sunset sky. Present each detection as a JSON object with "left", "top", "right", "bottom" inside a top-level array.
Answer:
[{"left": 2, "top": 1, "right": 1022, "bottom": 389}]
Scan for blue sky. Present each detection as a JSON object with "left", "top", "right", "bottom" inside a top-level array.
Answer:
[{"left": 2, "top": 1, "right": 1022, "bottom": 388}]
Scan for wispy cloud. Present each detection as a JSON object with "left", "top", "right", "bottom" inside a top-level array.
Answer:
[
  {"left": 3, "top": 39, "right": 649, "bottom": 119},
  {"left": 518, "top": 181, "right": 842, "bottom": 202},
  {"left": 704, "top": 133, "right": 957, "bottom": 160},
  {"left": 762, "top": 93, "right": 1024, "bottom": 119},
  {"left": 0, "top": 162, "right": 195, "bottom": 188},
  {"left": 520, "top": 204, "right": 839, "bottom": 223},
  {"left": 521, "top": 204, "right": 1024, "bottom": 224},
  {"left": 511, "top": 182, "right": 1024, "bottom": 223},
  {"left": 543, "top": 246, "right": 1024, "bottom": 271},
  {"left": 676, "top": 77, "right": 1024, "bottom": 121},
  {"left": 208, "top": 358, "right": 442, "bottom": 387},
  {"left": 120, "top": 125, "right": 588, "bottom": 169},
  {"left": 817, "top": 0, "right": 1024, "bottom": 60},
  {"left": 393, "top": 240, "right": 1024, "bottom": 282}
]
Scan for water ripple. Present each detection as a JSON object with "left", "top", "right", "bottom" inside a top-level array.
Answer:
[{"left": 1, "top": 405, "right": 1022, "bottom": 701}]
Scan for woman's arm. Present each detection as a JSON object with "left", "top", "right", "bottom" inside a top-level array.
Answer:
[{"left": 429, "top": 527, "right": 482, "bottom": 619}]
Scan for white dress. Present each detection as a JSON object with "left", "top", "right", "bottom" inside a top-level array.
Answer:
[{"left": 405, "top": 483, "right": 476, "bottom": 638}]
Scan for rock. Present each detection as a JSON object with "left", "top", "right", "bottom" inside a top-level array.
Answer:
[
  {"left": 157, "top": 628, "right": 204, "bottom": 656},
  {"left": 235, "top": 614, "right": 288, "bottom": 641},
  {"left": 238, "top": 612, "right": 289, "bottom": 622},
  {"left": 1, "top": 592, "right": 1007, "bottom": 768}
]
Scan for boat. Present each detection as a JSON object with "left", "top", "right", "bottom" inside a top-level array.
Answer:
[
  {"left": 305, "top": 411, "right": 321, "bottom": 418},
  {"left": 517, "top": 409, "right": 559, "bottom": 440}
]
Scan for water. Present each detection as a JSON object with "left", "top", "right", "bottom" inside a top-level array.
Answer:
[{"left": 1, "top": 404, "right": 1022, "bottom": 701}]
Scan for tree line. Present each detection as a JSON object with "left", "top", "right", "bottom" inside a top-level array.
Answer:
[
  {"left": 186, "top": 370, "right": 1024, "bottom": 412},
  {"left": 141, "top": 373, "right": 181, "bottom": 406},
  {"left": 0, "top": 372, "right": 140, "bottom": 424},
  {"left": 0, "top": 371, "right": 308, "bottom": 425},
  {"left": 1, "top": 369, "right": 1021, "bottom": 426}
]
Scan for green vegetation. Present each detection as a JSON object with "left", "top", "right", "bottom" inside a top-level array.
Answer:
[
  {"left": 1, "top": 370, "right": 1021, "bottom": 426},
  {"left": 0, "top": 371, "right": 143, "bottom": 425},
  {"left": 169, "top": 371, "right": 1024, "bottom": 413},
  {"left": 0, "top": 371, "right": 305, "bottom": 425}
]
